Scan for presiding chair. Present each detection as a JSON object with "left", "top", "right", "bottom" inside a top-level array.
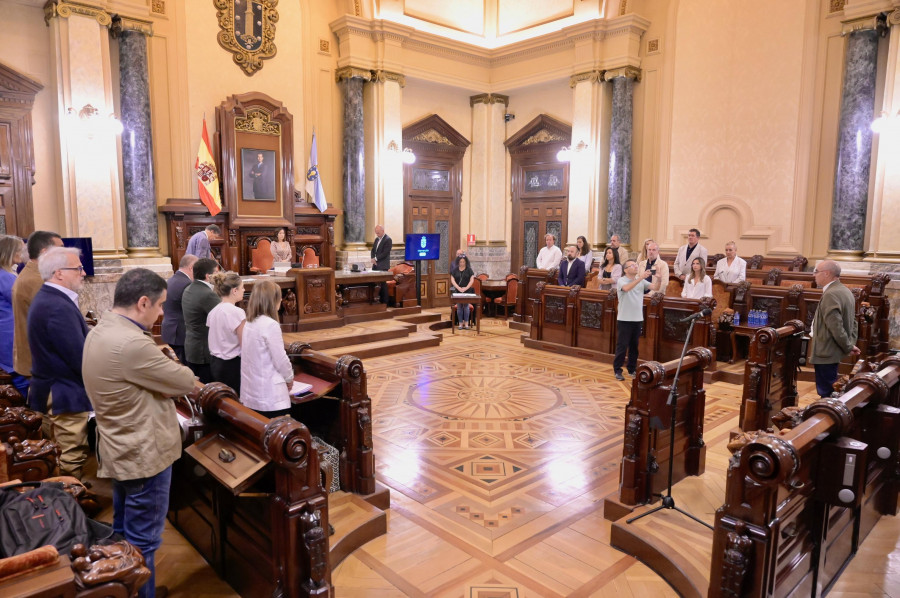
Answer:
[
  {"left": 249, "top": 238, "right": 274, "bottom": 273},
  {"left": 301, "top": 247, "right": 320, "bottom": 268}
]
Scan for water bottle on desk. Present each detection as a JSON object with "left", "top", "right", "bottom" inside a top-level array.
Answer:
[
  {"left": 761, "top": 311, "right": 769, "bottom": 327},
  {"left": 733, "top": 311, "right": 740, "bottom": 326},
  {"left": 749, "top": 310, "right": 758, "bottom": 327}
]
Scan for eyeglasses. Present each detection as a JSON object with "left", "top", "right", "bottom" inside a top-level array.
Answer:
[{"left": 59, "top": 266, "right": 85, "bottom": 273}]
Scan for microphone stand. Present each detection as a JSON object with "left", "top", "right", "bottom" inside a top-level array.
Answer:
[{"left": 626, "top": 313, "right": 713, "bottom": 530}]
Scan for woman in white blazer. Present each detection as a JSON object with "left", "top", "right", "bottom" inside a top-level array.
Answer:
[
  {"left": 682, "top": 257, "right": 712, "bottom": 299},
  {"left": 240, "top": 279, "right": 294, "bottom": 418},
  {"left": 714, "top": 241, "right": 747, "bottom": 283}
]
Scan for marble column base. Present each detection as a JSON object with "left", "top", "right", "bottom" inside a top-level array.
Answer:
[
  {"left": 80, "top": 257, "right": 174, "bottom": 315},
  {"left": 127, "top": 246, "right": 164, "bottom": 258}
]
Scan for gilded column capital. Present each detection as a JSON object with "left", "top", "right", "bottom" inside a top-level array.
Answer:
[
  {"left": 335, "top": 66, "right": 373, "bottom": 83},
  {"left": 111, "top": 15, "right": 154, "bottom": 37},
  {"left": 569, "top": 70, "right": 604, "bottom": 88},
  {"left": 371, "top": 69, "right": 406, "bottom": 87},
  {"left": 841, "top": 12, "right": 888, "bottom": 35},
  {"left": 469, "top": 93, "right": 509, "bottom": 107},
  {"left": 603, "top": 66, "right": 642, "bottom": 82},
  {"left": 43, "top": 1, "right": 112, "bottom": 27}
]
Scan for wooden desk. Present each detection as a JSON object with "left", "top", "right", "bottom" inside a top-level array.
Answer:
[
  {"left": 451, "top": 294, "right": 482, "bottom": 334},
  {"left": 335, "top": 270, "right": 393, "bottom": 315}
]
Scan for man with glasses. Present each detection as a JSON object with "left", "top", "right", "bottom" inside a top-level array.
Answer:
[
  {"left": 27, "top": 246, "right": 91, "bottom": 478},
  {"left": 809, "top": 260, "right": 860, "bottom": 398}
]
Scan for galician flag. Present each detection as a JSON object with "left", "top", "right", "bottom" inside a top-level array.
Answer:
[
  {"left": 195, "top": 117, "right": 222, "bottom": 216},
  {"left": 306, "top": 132, "right": 327, "bottom": 212}
]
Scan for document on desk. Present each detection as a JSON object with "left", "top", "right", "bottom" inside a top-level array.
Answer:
[
  {"left": 290, "top": 381, "right": 313, "bottom": 396},
  {"left": 451, "top": 293, "right": 479, "bottom": 298}
]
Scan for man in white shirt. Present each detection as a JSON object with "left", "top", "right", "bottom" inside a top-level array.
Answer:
[
  {"left": 673, "top": 228, "right": 708, "bottom": 280},
  {"left": 609, "top": 234, "right": 629, "bottom": 265},
  {"left": 536, "top": 234, "right": 562, "bottom": 270},
  {"left": 714, "top": 241, "right": 747, "bottom": 283}
]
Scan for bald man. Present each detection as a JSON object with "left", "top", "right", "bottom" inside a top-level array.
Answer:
[
  {"left": 370, "top": 225, "right": 392, "bottom": 304},
  {"left": 809, "top": 260, "right": 859, "bottom": 397}
]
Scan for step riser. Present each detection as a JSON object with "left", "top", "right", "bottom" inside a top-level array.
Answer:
[
  {"left": 307, "top": 328, "right": 410, "bottom": 350},
  {"left": 325, "top": 337, "right": 441, "bottom": 359}
]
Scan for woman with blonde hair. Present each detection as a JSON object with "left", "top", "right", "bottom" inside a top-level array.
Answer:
[
  {"left": 207, "top": 271, "right": 246, "bottom": 394},
  {"left": 681, "top": 256, "right": 712, "bottom": 299},
  {"left": 0, "top": 235, "right": 28, "bottom": 395},
  {"left": 639, "top": 238, "right": 654, "bottom": 262},
  {"left": 240, "top": 280, "right": 294, "bottom": 417}
]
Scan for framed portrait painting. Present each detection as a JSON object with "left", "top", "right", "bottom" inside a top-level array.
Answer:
[{"left": 241, "top": 148, "right": 277, "bottom": 201}]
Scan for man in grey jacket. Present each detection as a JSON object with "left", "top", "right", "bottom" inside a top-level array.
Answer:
[{"left": 809, "top": 260, "right": 859, "bottom": 397}]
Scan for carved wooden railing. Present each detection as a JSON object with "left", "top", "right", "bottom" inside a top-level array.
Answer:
[
  {"left": 286, "top": 343, "right": 375, "bottom": 495},
  {"left": 514, "top": 266, "right": 558, "bottom": 323},
  {"left": 619, "top": 347, "right": 713, "bottom": 505},
  {"left": 739, "top": 321, "right": 805, "bottom": 432},
  {"left": 708, "top": 358, "right": 900, "bottom": 597},
  {"left": 170, "top": 383, "right": 331, "bottom": 598}
]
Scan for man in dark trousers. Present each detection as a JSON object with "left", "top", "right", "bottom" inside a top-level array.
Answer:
[
  {"left": 181, "top": 258, "right": 221, "bottom": 383},
  {"left": 161, "top": 254, "right": 198, "bottom": 364},
  {"left": 558, "top": 244, "right": 586, "bottom": 287},
  {"left": 809, "top": 260, "right": 859, "bottom": 397},
  {"left": 370, "top": 224, "right": 392, "bottom": 304},
  {"left": 27, "top": 246, "right": 90, "bottom": 478}
]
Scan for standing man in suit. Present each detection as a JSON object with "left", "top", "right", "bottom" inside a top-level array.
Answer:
[
  {"left": 161, "top": 254, "right": 198, "bottom": 364},
  {"left": 810, "top": 260, "right": 859, "bottom": 398},
  {"left": 558, "top": 245, "right": 586, "bottom": 287},
  {"left": 12, "top": 231, "right": 63, "bottom": 385},
  {"left": 27, "top": 247, "right": 90, "bottom": 478},
  {"left": 370, "top": 224, "right": 392, "bottom": 304},
  {"left": 673, "top": 228, "right": 708, "bottom": 280},
  {"left": 182, "top": 258, "right": 221, "bottom": 383},
  {"left": 185, "top": 224, "right": 222, "bottom": 260}
]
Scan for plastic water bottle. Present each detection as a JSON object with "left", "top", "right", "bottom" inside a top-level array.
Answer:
[
  {"left": 761, "top": 311, "right": 769, "bottom": 327},
  {"left": 733, "top": 311, "right": 740, "bottom": 326},
  {"left": 750, "top": 310, "right": 758, "bottom": 327}
]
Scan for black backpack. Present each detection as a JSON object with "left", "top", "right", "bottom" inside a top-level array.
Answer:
[{"left": 0, "top": 481, "right": 115, "bottom": 557}]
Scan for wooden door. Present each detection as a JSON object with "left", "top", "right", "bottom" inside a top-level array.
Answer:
[
  {"left": 0, "top": 65, "right": 42, "bottom": 237},
  {"left": 505, "top": 115, "right": 571, "bottom": 273},
  {"left": 403, "top": 115, "right": 469, "bottom": 309}
]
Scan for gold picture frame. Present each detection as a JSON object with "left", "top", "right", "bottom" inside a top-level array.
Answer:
[{"left": 214, "top": 0, "right": 278, "bottom": 76}]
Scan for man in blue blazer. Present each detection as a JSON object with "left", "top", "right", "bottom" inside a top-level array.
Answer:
[
  {"left": 27, "top": 247, "right": 91, "bottom": 479},
  {"left": 161, "top": 254, "right": 198, "bottom": 364},
  {"left": 558, "top": 245, "right": 586, "bottom": 287}
]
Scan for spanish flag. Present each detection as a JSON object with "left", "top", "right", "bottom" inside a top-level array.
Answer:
[{"left": 195, "top": 117, "right": 222, "bottom": 216}]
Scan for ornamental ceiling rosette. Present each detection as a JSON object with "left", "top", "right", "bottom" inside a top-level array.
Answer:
[{"left": 214, "top": 0, "right": 278, "bottom": 76}]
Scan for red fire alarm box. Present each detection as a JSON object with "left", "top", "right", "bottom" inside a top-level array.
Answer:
[{"left": 466, "top": 234, "right": 476, "bottom": 246}]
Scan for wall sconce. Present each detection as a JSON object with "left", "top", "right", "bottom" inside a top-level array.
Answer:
[
  {"left": 66, "top": 103, "right": 123, "bottom": 137},
  {"left": 387, "top": 140, "right": 416, "bottom": 164},
  {"left": 556, "top": 140, "right": 589, "bottom": 162},
  {"left": 872, "top": 110, "right": 900, "bottom": 135}
]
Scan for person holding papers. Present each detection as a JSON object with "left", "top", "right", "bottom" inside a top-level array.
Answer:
[
  {"left": 450, "top": 256, "right": 475, "bottom": 329},
  {"left": 239, "top": 280, "right": 295, "bottom": 418}
]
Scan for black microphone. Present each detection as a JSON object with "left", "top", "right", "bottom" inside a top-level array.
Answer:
[{"left": 680, "top": 308, "right": 712, "bottom": 323}]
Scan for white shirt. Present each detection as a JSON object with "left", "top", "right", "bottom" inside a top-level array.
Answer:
[
  {"left": 536, "top": 245, "right": 562, "bottom": 270},
  {"left": 206, "top": 302, "right": 246, "bottom": 360},
  {"left": 45, "top": 282, "right": 79, "bottom": 307},
  {"left": 714, "top": 257, "right": 747, "bottom": 284},
  {"left": 579, "top": 252, "right": 594, "bottom": 270},
  {"left": 239, "top": 315, "right": 294, "bottom": 412},
  {"left": 681, "top": 276, "right": 713, "bottom": 299}
]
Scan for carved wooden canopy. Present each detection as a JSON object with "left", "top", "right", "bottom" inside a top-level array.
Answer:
[
  {"left": 402, "top": 114, "right": 470, "bottom": 160},
  {"left": 505, "top": 114, "right": 571, "bottom": 155}
]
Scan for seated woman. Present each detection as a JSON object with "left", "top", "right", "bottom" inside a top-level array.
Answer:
[
  {"left": 207, "top": 271, "right": 246, "bottom": 394},
  {"left": 714, "top": 241, "right": 747, "bottom": 283},
  {"left": 595, "top": 247, "right": 623, "bottom": 289},
  {"left": 682, "top": 257, "right": 712, "bottom": 299},
  {"left": 0, "top": 235, "right": 29, "bottom": 396},
  {"left": 576, "top": 236, "right": 593, "bottom": 270},
  {"left": 450, "top": 256, "right": 475, "bottom": 329},
  {"left": 240, "top": 280, "right": 294, "bottom": 418},
  {"left": 639, "top": 238, "right": 654, "bottom": 263},
  {"left": 270, "top": 228, "right": 293, "bottom": 263}
]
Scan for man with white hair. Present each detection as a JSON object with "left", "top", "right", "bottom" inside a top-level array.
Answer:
[
  {"left": 536, "top": 233, "right": 562, "bottom": 270},
  {"left": 810, "top": 260, "right": 860, "bottom": 397},
  {"left": 27, "top": 246, "right": 91, "bottom": 478}
]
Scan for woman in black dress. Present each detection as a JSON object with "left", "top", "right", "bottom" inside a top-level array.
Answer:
[{"left": 450, "top": 256, "right": 475, "bottom": 329}]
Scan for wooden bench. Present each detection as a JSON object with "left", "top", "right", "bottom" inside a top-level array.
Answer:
[
  {"left": 618, "top": 347, "right": 714, "bottom": 505},
  {"left": 709, "top": 358, "right": 900, "bottom": 597},
  {"left": 513, "top": 266, "right": 558, "bottom": 323}
]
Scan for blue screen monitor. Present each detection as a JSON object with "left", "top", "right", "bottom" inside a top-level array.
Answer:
[
  {"left": 404, "top": 233, "right": 441, "bottom": 261},
  {"left": 62, "top": 237, "right": 95, "bottom": 277}
]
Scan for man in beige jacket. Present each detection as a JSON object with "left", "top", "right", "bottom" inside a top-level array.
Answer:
[{"left": 83, "top": 268, "right": 196, "bottom": 598}]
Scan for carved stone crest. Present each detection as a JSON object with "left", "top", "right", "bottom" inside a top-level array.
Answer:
[{"left": 214, "top": 0, "right": 279, "bottom": 76}]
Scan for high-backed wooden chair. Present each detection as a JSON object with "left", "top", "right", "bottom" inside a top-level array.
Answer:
[
  {"left": 250, "top": 238, "right": 274, "bottom": 273},
  {"left": 301, "top": 247, "right": 319, "bottom": 267},
  {"left": 494, "top": 273, "right": 519, "bottom": 318}
]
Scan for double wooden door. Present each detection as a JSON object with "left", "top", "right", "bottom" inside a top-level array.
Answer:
[{"left": 409, "top": 197, "right": 454, "bottom": 307}]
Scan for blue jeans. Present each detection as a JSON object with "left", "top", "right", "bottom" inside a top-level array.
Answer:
[
  {"left": 456, "top": 303, "right": 471, "bottom": 325},
  {"left": 113, "top": 466, "right": 172, "bottom": 598},
  {"left": 814, "top": 363, "right": 840, "bottom": 398}
]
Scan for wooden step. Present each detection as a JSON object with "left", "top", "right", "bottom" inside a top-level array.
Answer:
[
  {"left": 328, "top": 492, "right": 387, "bottom": 568},
  {"left": 394, "top": 311, "right": 442, "bottom": 324},
  {"left": 323, "top": 332, "right": 442, "bottom": 359},
  {"left": 304, "top": 324, "right": 413, "bottom": 351}
]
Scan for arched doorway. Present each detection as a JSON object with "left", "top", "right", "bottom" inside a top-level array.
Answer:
[
  {"left": 505, "top": 115, "right": 571, "bottom": 273},
  {"left": 403, "top": 115, "right": 470, "bottom": 308}
]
